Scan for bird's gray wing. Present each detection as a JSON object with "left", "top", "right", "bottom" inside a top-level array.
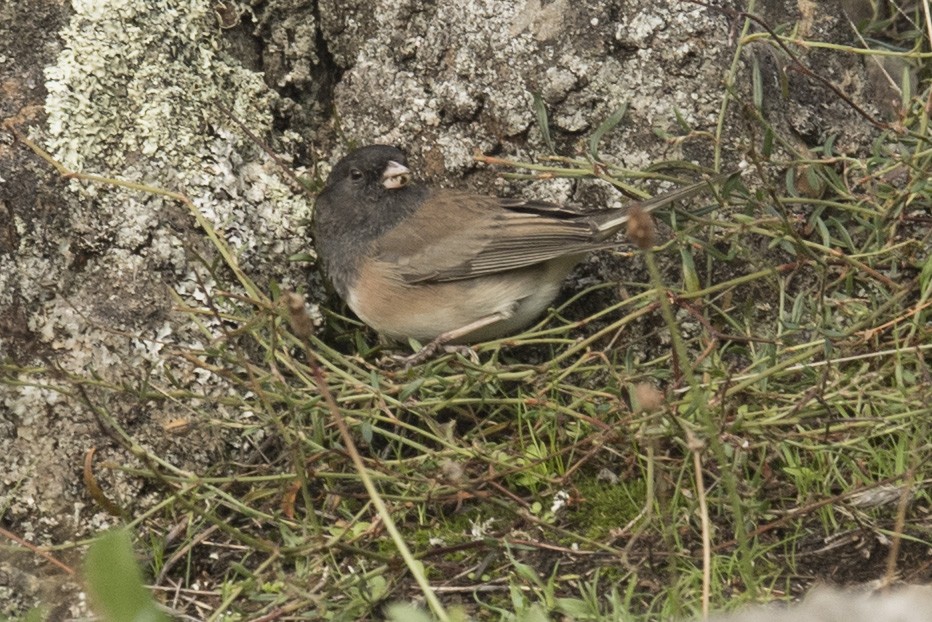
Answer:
[
  {"left": 370, "top": 191, "right": 610, "bottom": 284},
  {"left": 372, "top": 172, "right": 728, "bottom": 284}
]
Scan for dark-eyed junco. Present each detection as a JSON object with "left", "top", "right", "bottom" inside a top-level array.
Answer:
[{"left": 314, "top": 144, "right": 722, "bottom": 355}]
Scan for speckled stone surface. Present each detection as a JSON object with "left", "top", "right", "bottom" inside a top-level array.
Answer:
[{"left": 0, "top": 0, "right": 896, "bottom": 615}]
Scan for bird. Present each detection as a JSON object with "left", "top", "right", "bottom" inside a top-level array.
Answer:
[{"left": 313, "top": 144, "right": 724, "bottom": 359}]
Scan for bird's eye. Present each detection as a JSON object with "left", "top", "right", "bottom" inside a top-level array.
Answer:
[{"left": 349, "top": 168, "right": 363, "bottom": 181}]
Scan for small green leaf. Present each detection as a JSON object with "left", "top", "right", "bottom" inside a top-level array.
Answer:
[
  {"left": 671, "top": 105, "right": 691, "bottom": 132},
  {"left": 533, "top": 93, "right": 556, "bottom": 154},
  {"left": 588, "top": 101, "right": 628, "bottom": 158},
  {"left": 680, "top": 247, "right": 700, "bottom": 293},
  {"left": 513, "top": 560, "right": 544, "bottom": 587},
  {"left": 384, "top": 603, "right": 435, "bottom": 622},
  {"left": 814, "top": 217, "right": 830, "bottom": 247},
  {"left": 366, "top": 574, "right": 388, "bottom": 601},
  {"left": 85, "top": 529, "right": 169, "bottom": 622},
  {"left": 752, "top": 54, "right": 763, "bottom": 110},
  {"left": 919, "top": 254, "right": 932, "bottom": 297},
  {"left": 517, "top": 604, "right": 551, "bottom": 622},
  {"left": 762, "top": 126, "right": 774, "bottom": 158},
  {"left": 556, "top": 596, "right": 595, "bottom": 617},
  {"left": 399, "top": 377, "right": 425, "bottom": 400}
]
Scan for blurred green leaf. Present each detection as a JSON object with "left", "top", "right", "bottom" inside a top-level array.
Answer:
[
  {"left": 85, "top": 529, "right": 168, "bottom": 622},
  {"left": 384, "top": 603, "right": 435, "bottom": 622},
  {"left": 518, "top": 604, "right": 551, "bottom": 622}
]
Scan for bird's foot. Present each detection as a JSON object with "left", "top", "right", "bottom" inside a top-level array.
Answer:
[
  {"left": 440, "top": 344, "right": 479, "bottom": 364},
  {"left": 384, "top": 340, "right": 477, "bottom": 369}
]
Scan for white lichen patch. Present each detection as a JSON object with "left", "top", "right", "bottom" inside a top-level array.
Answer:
[
  {"left": 43, "top": 0, "right": 311, "bottom": 272},
  {"left": 0, "top": 0, "right": 316, "bottom": 550},
  {"left": 48, "top": 1, "right": 246, "bottom": 171},
  {"left": 32, "top": 0, "right": 315, "bottom": 367}
]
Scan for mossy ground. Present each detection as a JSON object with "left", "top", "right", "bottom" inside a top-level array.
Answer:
[{"left": 4, "top": 4, "right": 932, "bottom": 621}]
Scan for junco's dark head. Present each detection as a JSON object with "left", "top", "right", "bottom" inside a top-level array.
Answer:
[
  {"left": 314, "top": 145, "right": 428, "bottom": 300},
  {"left": 314, "top": 144, "right": 722, "bottom": 362},
  {"left": 323, "top": 144, "right": 413, "bottom": 201}
]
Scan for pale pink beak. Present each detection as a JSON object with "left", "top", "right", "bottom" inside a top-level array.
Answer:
[{"left": 382, "top": 160, "right": 411, "bottom": 189}]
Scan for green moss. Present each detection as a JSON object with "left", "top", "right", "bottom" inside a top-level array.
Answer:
[{"left": 571, "top": 475, "right": 646, "bottom": 540}]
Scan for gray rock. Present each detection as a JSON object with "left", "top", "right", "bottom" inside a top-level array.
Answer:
[
  {"left": 0, "top": 0, "right": 902, "bottom": 616},
  {"left": 706, "top": 586, "right": 932, "bottom": 622}
]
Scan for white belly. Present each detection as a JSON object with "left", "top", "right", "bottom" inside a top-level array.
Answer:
[{"left": 348, "top": 257, "right": 579, "bottom": 343}]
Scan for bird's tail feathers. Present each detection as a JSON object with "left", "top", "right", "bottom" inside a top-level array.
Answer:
[{"left": 594, "top": 170, "right": 738, "bottom": 235}]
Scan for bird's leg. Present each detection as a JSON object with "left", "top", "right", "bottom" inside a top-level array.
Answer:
[{"left": 397, "top": 309, "right": 512, "bottom": 368}]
